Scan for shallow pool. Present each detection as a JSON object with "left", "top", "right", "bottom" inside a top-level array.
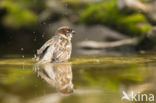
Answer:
[{"left": 0, "top": 55, "right": 155, "bottom": 103}]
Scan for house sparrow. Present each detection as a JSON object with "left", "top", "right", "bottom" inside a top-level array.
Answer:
[{"left": 37, "top": 26, "right": 75, "bottom": 64}]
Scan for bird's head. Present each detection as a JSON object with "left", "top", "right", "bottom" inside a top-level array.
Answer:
[{"left": 56, "top": 26, "right": 75, "bottom": 40}]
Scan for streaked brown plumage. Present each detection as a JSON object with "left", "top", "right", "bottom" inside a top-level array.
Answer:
[
  {"left": 37, "top": 26, "right": 75, "bottom": 64},
  {"left": 34, "top": 63, "right": 73, "bottom": 94}
]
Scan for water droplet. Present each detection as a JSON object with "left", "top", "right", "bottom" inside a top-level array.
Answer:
[
  {"left": 42, "top": 34, "right": 45, "bottom": 38},
  {"left": 22, "top": 62, "right": 25, "bottom": 69},
  {"left": 32, "top": 54, "right": 39, "bottom": 61},
  {"left": 21, "top": 48, "right": 24, "bottom": 51},
  {"left": 34, "top": 54, "right": 37, "bottom": 58},
  {"left": 34, "top": 38, "right": 37, "bottom": 41}
]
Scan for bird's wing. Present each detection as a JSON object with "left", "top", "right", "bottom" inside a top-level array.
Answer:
[
  {"left": 37, "top": 36, "right": 57, "bottom": 55},
  {"left": 38, "top": 36, "right": 59, "bottom": 63}
]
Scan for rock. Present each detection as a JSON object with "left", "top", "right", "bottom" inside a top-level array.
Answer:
[
  {"left": 136, "top": 27, "right": 156, "bottom": 50},
  {"left": 147, "top": 27, "right": 156, "bottom": 43},
  {"left": 117, "top": 0, "right": 156, "bottom": 23},
  {"left": 117, "top": 0, "right": 149, "bottom": 12},
  {"left": 148, "top": 1, "right": 156, "bottom": 23},
  {"left": 77, "top": 38, "right": 139, "bottom": 51}
]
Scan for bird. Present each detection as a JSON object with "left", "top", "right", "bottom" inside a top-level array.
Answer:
[{"left": 37, "top": 26, "right": 75, "bottom": 64}]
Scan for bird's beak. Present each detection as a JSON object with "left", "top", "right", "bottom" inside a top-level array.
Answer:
[{"left": 72, "top": 30, "right": 76, "bottom": 34}]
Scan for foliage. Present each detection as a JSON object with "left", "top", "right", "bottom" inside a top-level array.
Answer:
[
  {"left": 140, "top": 0, "right": 153, "bottom": 3},
  {"left": 80, "top": 0, "right": 151, "bottom": 37},
  {"left": 0, "top": 0, "right": 44, "bottom": 28},
  {"left": 63, "top": 0, "right": 89, "bottom": 10}
]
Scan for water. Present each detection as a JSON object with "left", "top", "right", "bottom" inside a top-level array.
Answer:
[{"left": 0, "top": 55, "right": 156, "bottom": 103}]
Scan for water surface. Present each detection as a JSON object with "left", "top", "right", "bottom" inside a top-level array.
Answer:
[{"left": 0, "top": 55, "right": 156, "bottom": 103}]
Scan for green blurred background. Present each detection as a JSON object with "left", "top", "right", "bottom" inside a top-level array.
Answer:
[{"left": 0, "top": 0, "right": 156, "bottom": 56}]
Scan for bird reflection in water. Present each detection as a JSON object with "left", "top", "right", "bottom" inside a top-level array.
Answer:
[{"left": 34, "top": 63, "right": 73, "bottom": 94}]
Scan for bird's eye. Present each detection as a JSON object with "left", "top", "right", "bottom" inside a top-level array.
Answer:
[{"left": 68, "top": 29, "right": 72, "bottom": 33}]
